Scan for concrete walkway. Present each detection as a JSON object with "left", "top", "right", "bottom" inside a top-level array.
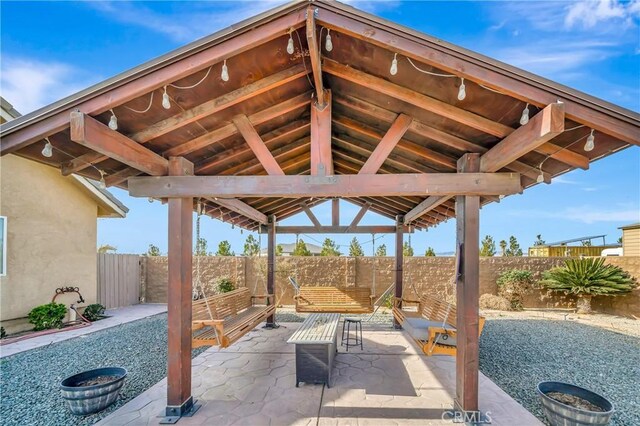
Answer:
[
  {"left": 99, "top": 322, "right": 541, "bottom": 426},
  {"left": 0, "top": 304, "right": 167, "bottom": 358}
]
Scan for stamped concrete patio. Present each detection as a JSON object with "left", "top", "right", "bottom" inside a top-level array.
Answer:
[{"left": 99, "top": 322, "right": 541, "bottom": 426}]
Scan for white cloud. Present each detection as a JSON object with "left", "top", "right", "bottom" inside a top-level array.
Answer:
[
  {"left": 565, "top": 0, "right": 639, "bottom": 29},
  {"left": 0, "top": 57, "right": 99, "bottom": 114}
]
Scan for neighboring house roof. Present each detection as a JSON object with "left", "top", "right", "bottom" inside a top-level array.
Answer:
[
  {"left": 619, "top": 223, "right": 640, "bottom": 231},
  {"left": 0, "top": 96, "right": 128, "bottom": 218}
]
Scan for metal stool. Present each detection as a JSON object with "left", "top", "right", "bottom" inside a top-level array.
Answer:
[{"left": 341, "top": 318, "right": 363, "bottom": 351}]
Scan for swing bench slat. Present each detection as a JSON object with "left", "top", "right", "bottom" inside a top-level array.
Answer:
[
  {"left": 295, "top": 286, "right": 375, "bottom": 314},
  {"left": 392, "top": 294, "right": 485, "bottom": 356},
  {"left": 192, "top": 288, "right": 275, "bottom": 348}
]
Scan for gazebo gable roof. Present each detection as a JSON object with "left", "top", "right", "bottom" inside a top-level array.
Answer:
[{"left": 1, "top": 0, "right": 638, "bottom": 231}]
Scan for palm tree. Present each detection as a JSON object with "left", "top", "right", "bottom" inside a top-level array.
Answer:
[{"left": 540, "top": 258, "right": 637, "bottom": 314}]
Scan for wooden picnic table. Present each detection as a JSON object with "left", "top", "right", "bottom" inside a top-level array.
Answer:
[{"left": 287, "top": 313, "right": 340, "bottom": 387}]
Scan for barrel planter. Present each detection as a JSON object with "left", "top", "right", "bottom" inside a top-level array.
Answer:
[
  {"left": 60, "top": 367, "right": 127, "bottom": 415},
  {"left": 537, "top": 382, "right": 614, "bottom": 426}
]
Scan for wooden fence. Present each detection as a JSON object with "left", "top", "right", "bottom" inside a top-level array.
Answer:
[{"left": 97, "top": 253, "right": 141, "bottom": 309}]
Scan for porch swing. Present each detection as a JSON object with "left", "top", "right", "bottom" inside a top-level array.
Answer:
[
  {"left": 288, "top": 234, "right": 395, "bottom": 314},
  {"left": 191, "top": 202, "right": 275, "bottom": 348}
]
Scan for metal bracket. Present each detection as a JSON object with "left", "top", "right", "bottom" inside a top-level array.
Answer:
[
  {"left": 159, "top": 398, "right": 201, "bottom": 424},
  {"left": 305, "top": 7, "right": 319, "bottom": 18},
  {"left": 304, "top": 175, "right": 338, "bottom": 185}
]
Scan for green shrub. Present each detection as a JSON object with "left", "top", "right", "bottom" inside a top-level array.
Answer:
[
  {"left": 83, "top": 304, "right": 106, "bottom": 321},
  {"left": 28, "top": 303, "right": 67, "bottom": 331},
  {"left": 1, "top": 327, "right": 6, "bottom": 339},
  {"left": 496, "top": 269, "right": 535, "bottom": 310},
  {"left": 217, "top": 277, "right": 235, "bottom": 293}
]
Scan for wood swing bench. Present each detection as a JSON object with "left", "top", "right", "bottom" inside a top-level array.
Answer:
[
  {"left": 392, "top": 294, "right": 485, "bottom": 356},
  {"left": 192, "top": 287, "right": 275, "bottom": 348},
  {"left": 294, "top": 286, "right": 375, "bottom": 314}
]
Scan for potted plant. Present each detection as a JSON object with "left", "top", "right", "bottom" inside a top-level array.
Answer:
[
  {"left": 60, "top": 367, "right": 127, "bottom": 415},
  {"left": 537, "top": 381, "right": 614, "bottom": 426},
  {"left": 540, "top": 258, "right": 637, "bottom": 314}
]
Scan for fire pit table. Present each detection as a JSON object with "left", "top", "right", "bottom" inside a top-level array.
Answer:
[{"left": 287, "top": 313, "right": 340, "bottom": 388}]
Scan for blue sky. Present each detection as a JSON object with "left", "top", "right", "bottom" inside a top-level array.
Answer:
[{"left": 2, "top": 1, "right": 639, "bottom": 255}]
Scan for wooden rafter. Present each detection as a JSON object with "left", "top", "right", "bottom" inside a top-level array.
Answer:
[
  {"left": 128, "top": 173, "right": 521, "bottom": 198},
  {"left": 324, "top": 59, "right": 512, "bottom": 138},
  {"left": 263, "top": 225, "right": 409, "bottom": 234},
  {"left": 232, "top": 114, "right": 284, "bottom": 175},
  {"left": 347, "top": 202, "right": 370, "bottom": 230},
  {"left": 359, "top": 114, "right": 413, "bottom": 174},
  {"left": 317, "top": 6, "right": 639, "bottom": 145},
  {"left": 1, "top": 11, "right": 307, "bottom": 155},
  {"left": 332, "top": 198, "right": 340, "bottom": 226},
  {"left": 69, "top": 112, "right": 168, "bottom": 176},
  {"left": 300, "top": 201, "right": 322, "bottom": 228}
]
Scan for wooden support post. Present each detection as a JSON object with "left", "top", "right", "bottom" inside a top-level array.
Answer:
[
  {"left": 165, "top": 157, "right": 198, "bottom": 421},
  {"left": 455, "top": 153, "right": 481, "bottom": 417},
  {"left": 265, "top": 215, "right": 277, "bottom": 328},
  {"left": 310, "top": 90, "right": 333, "bottom": 176},
  {"left": 332, "top": 198, "right": 340, "bottom": 226},
  {"left": 394, "top": 215, "right": 404, "bottom": 329}
]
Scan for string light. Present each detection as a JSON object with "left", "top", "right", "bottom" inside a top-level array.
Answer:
[
  {"left": 325, "top": 29, "right": 333, "bottom": 52},
  {"left": 520, "top": 103, "right": 530, "bottom": 125},
  {"left": 457, "top": 78, "right": 466, "bottom": 101},
  {"left": 41, "top": 138, "right": 53, "bottom": 158},
  {"left": 584, "top": 129, "right": 595, "bottom": 152},
  {"left": 389, "top": 53, "right": 398, "bottom": 76},
  {"left": 162, "top": 86, "right": 171, "bottom": 110},
  {"left": 287, "top": 29, "right": 295, "bottom": 55},
  {"left": 108, "top": 109, "right": 118, "bottom": 130},
  {"left": 221, "top": 60, "right": 229, "bottom": 82},
  {"left": 536, "top": 166, "right": 545, "bottom": 184},
  {"left": 499, "top": 194, "right": 505, "bottom": 200},
  {"left": 98, "top": 170, "right": 107, "bottom": 189},
  {"left": 148, "top": 197, "right": 154, "bottom": 203}
]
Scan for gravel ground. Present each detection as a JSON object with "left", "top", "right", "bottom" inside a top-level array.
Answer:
[
  {"left": 0, "top": 313, "right": 206, "bottom": 426},
  {"left": 479, "top": 319, "right": 640, "bottom": 426}
]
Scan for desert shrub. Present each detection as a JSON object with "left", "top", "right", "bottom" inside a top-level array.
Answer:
[
  {"left": 496, "top": 269, "right": 535, "bottom": 310},
  {"left": 28, "top": 303, "right": 67, "bottom": 331},
  {"left": 479, "top": 294, "right": 511, "bottom": 311},
  {"left": 541, "top": 258, "right": 637, "bottom": 314},
  {"left": 83, "top": 303, "right": 106, "bottom": 321},
  {"left": 217, "top": 277, "right": 235, "bottom": 293},
  {"left": 0, "top": 327, "right": 6, "bottom": 338}
]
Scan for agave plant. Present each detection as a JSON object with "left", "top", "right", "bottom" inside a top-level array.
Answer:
[{"left": 540, "top": 258, "right": 637, "bottom": 314}]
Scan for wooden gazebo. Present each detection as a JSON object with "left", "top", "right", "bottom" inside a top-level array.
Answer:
[{"left": 2, "top": 0, "right": 638, "bottom": 422}]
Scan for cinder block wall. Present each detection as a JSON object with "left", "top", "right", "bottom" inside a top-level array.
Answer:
[{"left": 143, "top": 256, "right": 640, "bottom": 317}]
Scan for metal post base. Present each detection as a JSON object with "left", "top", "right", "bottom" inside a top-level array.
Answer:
[
  {"left": 449, "top": 400, "right": 491, "bottom": 425},
  {"left": 159, "top": 397, "right": 201, "bottom": 424}
]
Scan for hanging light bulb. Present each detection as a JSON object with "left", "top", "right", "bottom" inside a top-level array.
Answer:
[
  {"left": 325, "top": 29, "right": 333, "bottom": 52},
  {"left": 287, "top": 29, "right": 295, "bottom": 55},
  {"left": 161, "top": 86, "right": 171, "bottom": 110},
  {"left": 499, "top": 194, "right": 505, "bottom": 200},
  {"left": 148, "top": 197, "right": 154, "bottom": 203},
  {"left": 389, "top": 53, "right": 398, "bottom": 76},
  {"left": 584, "top": 129, "right": 595, "bottom": 152},
  {"left": 457, "top": 78, "right": 466, "bottom": 101},
  {"left": 519, "top": 103, "right": 530, "bottom": 125},
  {"left": 41, "top": 138, "right": 53, "bottom": 158},
  {"left": 98, "top": 170, "right": 107, "bottom": 189},
  {"left": 221, "top": 60, "right": 229, "bottom": 82},
  {"left": 108, "top": 109, "right": 118, "bottom": 130},
  {"left": 536, "top": 170, "right": 545, "bottom": 184}
]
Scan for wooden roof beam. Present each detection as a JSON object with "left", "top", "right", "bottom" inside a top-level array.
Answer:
[
  {"left": 323, "top": 58, "right": 512, "bottom": 138},
  {"left": 306, "top": 6, "right": 326, "bottom": 106},
  {"left": 311, "top": 90, "right": 333, "bottom": 176},
  {"left": 359, "top": 114, "right": 413, "bottom": 174},
  {"left": 480, "top": 103, "right": 565, "bottom": 172},
  {"left": 300, "top": 201, "right": 322, "bottom": 228},
  {"left": 317, "top": 7, "right": 639, "bottom": 145},
  {"left": 205, "top": 197, "right": 267, "bottom": 225},
  {"left": 347, "top": 202, "right": 370, "bottom": 231},
  {"left": 128, "top": 173, "right": 521, "bottom": 198},
  {"left": 70, "top": 112, "right": 168, "bottom": 176},
  {"left": 232, "top": 114, "right": 284, "bottom": 175},
  {"left": 404, "top": 196, "right": 452, "bottom": 225}
]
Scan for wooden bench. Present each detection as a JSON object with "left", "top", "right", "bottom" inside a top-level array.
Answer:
[
  {"left": 295, "top": 286, "right": 374, "bottom": 314},
  {"left": 192, "top": 287, "right": 275, "bottom": 348},
  {"left": 392, "top": 294, "right": 485, "bottom": 356}
]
